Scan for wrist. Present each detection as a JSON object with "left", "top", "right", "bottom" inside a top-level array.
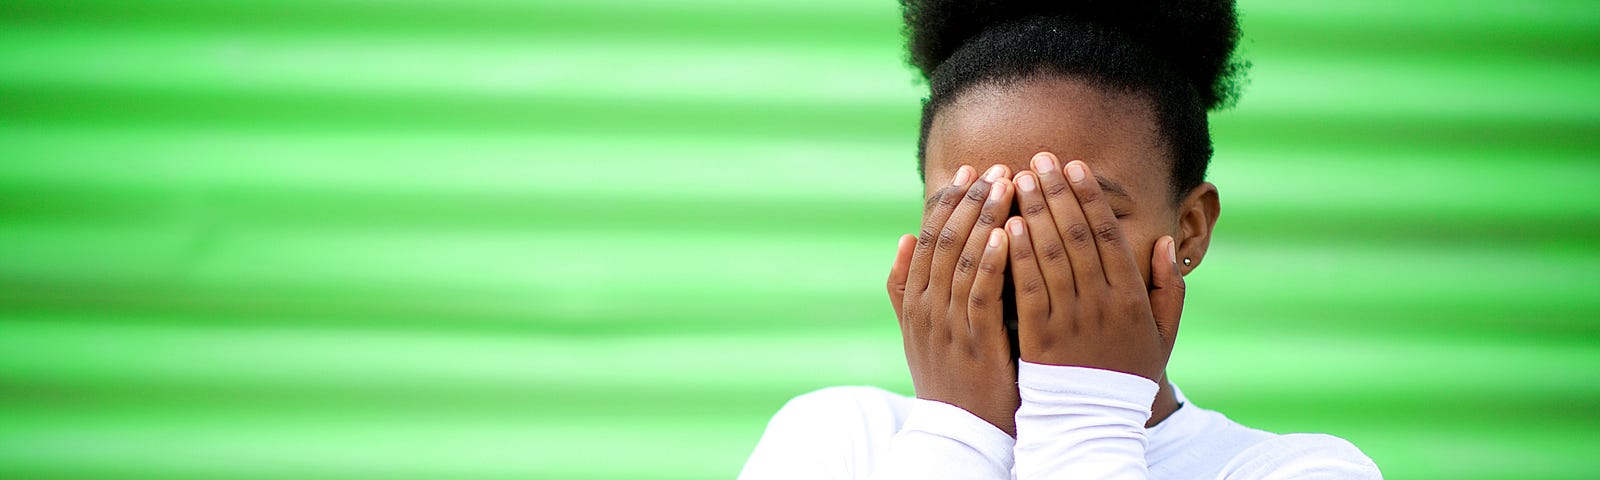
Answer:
[{"left": 1017, "top": 361, "right": 1159, "bottom": 409}]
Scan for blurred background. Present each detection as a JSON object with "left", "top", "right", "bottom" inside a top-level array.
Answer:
[{"left": 2, "top": 0, "right": 1597, "bottom": 478}]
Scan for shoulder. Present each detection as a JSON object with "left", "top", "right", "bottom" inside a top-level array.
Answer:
[
  {"left": 740, "top": 387, "right": 913, "bottom": 479},
  {"left": 758, "top": 386, "right": 915, "bottom": 447},
  {"left": 783, "top": 385, "right": 912, "bottom": 407},
  {"left": 772, "top": 386, "right": 914, "bottom": 424},
  {"left": 1150, "top": 400, "right": 1380, "bottom": 479},
  {"left": 1218, "top": 433, "right": 1382, "bottom": 480}
]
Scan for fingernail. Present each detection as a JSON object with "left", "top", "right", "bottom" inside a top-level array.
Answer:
[
  {"left": 952, "top": 165, "right": 973, "bottom": 186},
  {"left": 1166, "top": 237, "right": 1178, "bottom": 264},
  {"left": 1016, "top": 172, "right": 1036, "bottom": 192},
  {"left": 1008, "top": 218, "right": 1025, "bottom": 235},
  {"left": 1066, "top": 161, "right": 1086, "bottom": 183},
  {"left": 988, "top": 228, "right": 1003, "bottom": 248},
  {"left": 983, "top": 164, "right": 1005, "bottom": 182},
  {"left": 1031, "top": 152, "right": 1055, "bottom": 173},
  {"left": 987, "top": 180, "right": 1006, "bottom": 200}
]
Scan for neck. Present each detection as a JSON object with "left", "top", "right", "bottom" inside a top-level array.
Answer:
[{"left": 1146, "top": 375, "right": 1180, "bottom": 428}]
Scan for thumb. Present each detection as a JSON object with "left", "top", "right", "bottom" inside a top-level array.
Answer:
[
  {"left": 1148, "top": 236, "right": 1186, "bottom": 349},
  {"left": 887, "top": 234, "right": 916, "bottom": 321}
]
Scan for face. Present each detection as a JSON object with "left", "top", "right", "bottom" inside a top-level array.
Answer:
[{"left": 922, "top": 75, "right": 1185, "bottom": 308}]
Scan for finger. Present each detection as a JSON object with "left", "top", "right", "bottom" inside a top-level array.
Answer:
[
  {"left": 1031, "top": 152, "right": 1103, "bottom": 295},
  {"left": 1003, "top": 217, "right": 1050, "bottom": 329},
  {"left": 907, "top": 165, "right": 975, "bottom": 294},
  {"left": 1064, "top": 160, "right": 1141, "bottom": 288},
  {"left": 950, "top": 177, "right": 1013, "bottom": 305},
  {"left": 929, "top": 164, "right": 1009, "bottom": 297},
  {"left": 1012, "top": 170, "right": 1074, "bottom": 302},
  {"left": 967, "top": 228, "right": 1009, "bottom": 344},
  {"left": 887, "top": 234, "right": 916, "bottom": 322},
  {"left": 1148, "top": 235, "right": 1186, "bottom": 350}
]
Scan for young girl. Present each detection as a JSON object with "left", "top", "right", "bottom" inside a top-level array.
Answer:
[{"left": 740, "top": 1, "right": 1380, "bottom": 478}]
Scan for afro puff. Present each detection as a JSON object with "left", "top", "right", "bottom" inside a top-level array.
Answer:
[{"left": 901, "top": 0, "right": 1248, "bottom": 200}]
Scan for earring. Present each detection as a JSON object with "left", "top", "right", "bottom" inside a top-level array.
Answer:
[{"left": 1182, "top": 258, "right": 1192, "bottom": 266}]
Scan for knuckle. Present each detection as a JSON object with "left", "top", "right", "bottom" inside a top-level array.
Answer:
[
  {"left": 1041, "top": 244, "right": 1068, "bottom": 262},
  {"left": 1065, "top": 222, "right": 1094, "bottom": 245},
  {"left": 1019, "top": 277, "right": 1046, "bottom": 295},
  {"left": 1093, "top": 222, "right": 1120, "bottom": 243},
  {"left": 976, "top": 211, "right": 999, "bottom": 228},
  {"left": 1083, "top": 308, "right": 1105, "bottom": 327},
  {"left": 937, "top": 226, "right": 961, "bottom": 250},
  {"left": 1077, "top": 189, "right": 1102, "bottom": 206},
  {"left": 1044, "top": 182, "right": 1071, "bottom": 199},
  {"left": 1011, "top": 243, "right": 1035, "bottom": 261},
  {"left": 1157, "top": 325, "right": 1178, "bottom": 342},
  {"left": 1118, "top": 294, "right": 1147, "bottom": 311},
  {"left": 918, "top": 226, "right": 939, "bottom": 244},
  {"left": 1023, "top": 202, "right": 1049, "bottom": 216},
  {"left": 964, "top": 184, "right": 989, "bottom": 202},
  {"left": 956, "top": 253, "right": 976, "bottom": 274},
  {"left": 968, "top": 294, "right": 988, "bottom": 310},
  {"left": 937, "top": 194, "right": 960, "bottom": 210},
  {"left": 1060, "top": 320, "right": 1082, "bottom": 336},
  {"left": 978, "top": 259, "right": 1001, "bottom": 276},
  {"left": 928, "top": 186, "right": 958, "bottom": 210}
]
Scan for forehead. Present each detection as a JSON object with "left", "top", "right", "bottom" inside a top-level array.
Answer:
[{"left": 922, "top": 75, "right": 1170, "bottom": 197}]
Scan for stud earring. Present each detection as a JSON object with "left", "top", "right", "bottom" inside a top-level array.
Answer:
[{"left": 1182, "top": 258, "right": 1192, "bottom": 266}]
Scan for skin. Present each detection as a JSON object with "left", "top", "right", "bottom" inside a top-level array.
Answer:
[{"left": 885, "top": 74, "right": 1222, "bottom": 435}]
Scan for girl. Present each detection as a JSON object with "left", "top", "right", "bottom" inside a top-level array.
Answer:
[{"left": 742, "top": 1, "right": 1380, "bottom": 478}]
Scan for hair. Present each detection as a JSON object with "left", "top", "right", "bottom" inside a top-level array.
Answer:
[{"left": 901, "top": 0, "right": 1248, "bottom": 203}]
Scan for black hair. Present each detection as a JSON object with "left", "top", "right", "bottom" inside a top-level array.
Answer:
[{"left": 902, "top": 0, "right": 1247, "bottom": 203}]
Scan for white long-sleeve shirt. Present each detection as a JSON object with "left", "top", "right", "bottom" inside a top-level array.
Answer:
[{"left": 739, "top": 361, "right": 1380, "bottom": 479}]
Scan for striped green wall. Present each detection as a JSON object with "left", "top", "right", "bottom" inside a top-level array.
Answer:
[{"left": 2, "top": 1, "right": 1597, "bottom": 478}]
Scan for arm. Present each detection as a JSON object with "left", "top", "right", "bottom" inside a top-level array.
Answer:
[
  {"left": 1004, "top": 153, "right": 1187, "bottom": 479},
  {"left": 1013, "top": 361, "right": 1160, "bottom": 479},
  {"left": 874, "top": 163, "right": 1020, "bottom": 479}
]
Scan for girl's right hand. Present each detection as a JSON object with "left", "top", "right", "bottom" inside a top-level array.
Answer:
[
  {"left": 886, "top": 164, "right": 1020, "bottom": 436},
  {"left": 1005, "top": 153, "right": 1185, "bottom": 382}
]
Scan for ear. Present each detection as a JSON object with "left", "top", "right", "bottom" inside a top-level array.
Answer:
[{"left": 1174, "top": 182, "right": 1220, "bottom": 276}]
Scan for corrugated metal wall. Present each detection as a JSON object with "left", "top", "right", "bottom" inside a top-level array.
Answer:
[{"left": 2, "top": 1, "right": 1597, "bottom": 478}]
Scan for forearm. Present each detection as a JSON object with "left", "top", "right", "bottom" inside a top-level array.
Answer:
[{"left": 1014, "top": 361, "right": 1158, "bottom": 480}]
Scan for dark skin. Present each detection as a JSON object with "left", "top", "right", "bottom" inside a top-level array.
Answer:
[{"left": 886, "top": 75, "right": 1222, "bottom": 436}]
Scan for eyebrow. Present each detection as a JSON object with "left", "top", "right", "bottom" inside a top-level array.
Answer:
[{"left": 1097, "top": 176, "right": 1133, "bottom": 200}]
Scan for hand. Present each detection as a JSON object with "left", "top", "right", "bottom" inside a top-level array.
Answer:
[
  {"left": 887, "top": 163, "right": 1020, "bottom": 435},
  {"left": 1004, "top": 153, "right": 1185, "bottom": 381}
]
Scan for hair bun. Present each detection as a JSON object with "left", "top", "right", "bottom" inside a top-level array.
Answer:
[{"left": 900, "top": 0, "right": 1246, "bottom": 110}]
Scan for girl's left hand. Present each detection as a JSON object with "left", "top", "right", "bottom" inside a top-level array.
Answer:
[{"left": 1004, "top": 153, "right": 1186, "bottom": 381}]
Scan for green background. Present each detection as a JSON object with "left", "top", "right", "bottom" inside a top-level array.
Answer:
[{"left": 2, "top": 0, "right": 1597, "bottom": 478}]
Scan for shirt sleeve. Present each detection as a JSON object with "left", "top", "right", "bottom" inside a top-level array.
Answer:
[
  {"left": 866, "top": 398, "right": 1015, "bottom": 479},
  {"left": 738, "top": 386, "right": 1013, "bottom": 480},
  {"left": 1013, "top": 360, "right": 1160, "bottom": 480}
]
